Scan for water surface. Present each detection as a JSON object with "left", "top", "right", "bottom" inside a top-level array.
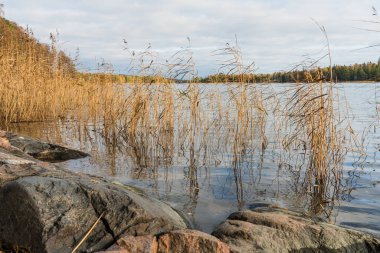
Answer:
[{"left": 3, "top": 82, "right": 380, "bottom": 235}]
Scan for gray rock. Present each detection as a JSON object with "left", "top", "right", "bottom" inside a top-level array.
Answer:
[
  {"left": 6, "top": 132, "right": 88, "bottom": 162},
  {"left": 212, "top": 208, "right": 380, "bottom": 253},
  {"left": 0, "top": 163, "right": 187, "bottom": 253}
]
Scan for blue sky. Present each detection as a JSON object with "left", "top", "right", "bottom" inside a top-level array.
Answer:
[{"left": 2, "top": 0, "right": 380, "bottom": 76}]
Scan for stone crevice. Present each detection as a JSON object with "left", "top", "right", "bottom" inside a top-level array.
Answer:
[{"left": 78, "top": 184, "right": 118, "bottom": 242}]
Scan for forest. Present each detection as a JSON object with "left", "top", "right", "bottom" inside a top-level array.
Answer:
[{"left": 201, "top": 61, "right": 380, "bottom": 83}]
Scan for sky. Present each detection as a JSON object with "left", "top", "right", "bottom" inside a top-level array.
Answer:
[{"left": 2, "top": 0, "right": 380, "bottom": 76}]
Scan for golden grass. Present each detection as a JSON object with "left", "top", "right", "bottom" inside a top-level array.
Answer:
[
  {"left": 0, "top": 18, "right": 363, "bottom": 219},
  {"left": 0, "top": 19, "right": 74, "bottom": 122},
  {"left": 276, "top": 24, "right": 359, "bottom": 217},
  {"left": 0, "top": 18, "right": 125, "bottom": 124}
]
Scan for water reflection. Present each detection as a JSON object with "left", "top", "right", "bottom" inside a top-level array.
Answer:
[{"left": 1, "top": 82, "right": 379, "bottom": 234}]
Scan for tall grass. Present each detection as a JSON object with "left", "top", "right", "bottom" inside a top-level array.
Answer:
[
  {"left": 0, "top": 18, "right": 123, "bottom": 124},
  {"left": 0, "top": 17, "right": 364, "bottom": 220},
  {"left": 0, "top": 19, "right": 76, "bottom": 122},
  {"left": 277, "top": 24, "right": 360, "bottom": 218}
]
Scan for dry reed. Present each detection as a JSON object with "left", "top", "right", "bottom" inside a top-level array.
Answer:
[{"left": 0, "top": 17, "right": 364, "bottom": 221}]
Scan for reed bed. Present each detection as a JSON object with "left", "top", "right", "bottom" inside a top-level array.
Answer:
[
  {"left": 0, "top": 18, "right": 364, "bottom": 220},
  {"left": 0, "top": 18, "right": 122, "bottom": 124},
  {"left": 0, "top": 19, "right": 75, "bottom": 122}
]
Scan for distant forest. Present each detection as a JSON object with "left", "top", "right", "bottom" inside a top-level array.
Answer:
[{"left": 200, "top": 61, "right": 380, "bottom": 83}]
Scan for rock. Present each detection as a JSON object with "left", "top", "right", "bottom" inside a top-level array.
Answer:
[
  {"left": 99, "top": 245, "right": 130, "bottom": 253},
  {"left": 0, "top": 161, "right": 187, "bottom": 253},
  {"left": 0, "top": 137, "right": 10, "bottom": 149},
  {"left": 101, "top": 230, "right": 231, "bottom": 253},
  {"left": 4, "top": 131, "right": 88, "bottom": 162},
  {"left": 0, "top": 148, "right": 58, "bottom": 187},
  {"left": 0, "top": 132, "right": 187, "bottom": 252},
  {"left": 212, "top": 207, "right": 380, "bottom": 253},
  {"left": 0, "top": 130, "right": 6, "bottom": 137},
  {"left": 156, "top": 230, "right": 231, "bottom": 253},
  {"left": 0, "top": 151, "right": 36, "bottom": 165},
  {"left": 101, "top": 235, "right": 157, "bottom": 253}
]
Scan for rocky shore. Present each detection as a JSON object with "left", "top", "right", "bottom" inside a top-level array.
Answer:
[{"left": 0, "top": 130, "right": 379, "bottom": 253}]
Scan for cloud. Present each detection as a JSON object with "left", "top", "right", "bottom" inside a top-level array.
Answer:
[{"left": 2, "top": 0, "right": 379, "bottom": 75}]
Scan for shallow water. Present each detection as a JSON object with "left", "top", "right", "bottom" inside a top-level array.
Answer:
[{"left": 3, "top": 82, "right": 380, "bottom": 235}]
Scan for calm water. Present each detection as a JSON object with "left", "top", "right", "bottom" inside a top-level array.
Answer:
[{"left": 3, "top": 82, "right": 380, "bottom": 235}]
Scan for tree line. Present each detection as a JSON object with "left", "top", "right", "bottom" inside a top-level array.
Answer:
[{"left": 200, "top": 61, "right": 380, "bottom": 83}]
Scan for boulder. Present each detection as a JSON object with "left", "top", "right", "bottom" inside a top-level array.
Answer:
[
  {"left": 100, "top": 235, "right": 157, "bottom": 253},
  {"left": 0, "top": 137, "right": 10, "bottom": 149},
  {"left": 0, "top": 148, "right": 49, "bottom": 186},
  {"left": 100, "top": 230, "right": 231, "bottom": 253},
  {"left": 156, "top": 230, "right": 231, "bottom": 253},
  {"left": 0, "top": 158, "right": 187, "bottom": 253},
  {"left": 3, "top": 131, "right": 88, "bottom": 162},
  {"left": 212, "top": 207, "right": 380, "bottom": 253}
]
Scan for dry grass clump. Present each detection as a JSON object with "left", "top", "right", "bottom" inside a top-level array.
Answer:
[
  {"left": 282, "top": 69, "right": 345, "bottom": 217},
  {"left": 277, "top": 25, "right": 361, "bottom": 218},
  {"left": 210, "top": 40, "right": 268, "bottom": 207}
]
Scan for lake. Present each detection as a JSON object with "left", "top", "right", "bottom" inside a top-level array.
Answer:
[{"left": 2, "top": 82, "right": 379, "bottom": 236}]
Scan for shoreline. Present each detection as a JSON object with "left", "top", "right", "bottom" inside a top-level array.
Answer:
[{"left": 0, "top": 131, "right": 379, "bottom": 252}]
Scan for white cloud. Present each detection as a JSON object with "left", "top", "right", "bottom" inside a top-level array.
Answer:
[{"left": 2, "top": 0, "right": 380, "bottom": 75}]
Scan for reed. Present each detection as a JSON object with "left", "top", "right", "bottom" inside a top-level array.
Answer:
[
  {"left": 277, "top": 24, "right": 360, "bottom": 218},
  {"left": 0, "top": 18, "right": 123, "bottom": 126},
  {"left": 0, "top": 17, "right": 362, "bottom": 221},
  {"left": 0, "top": 19, "right": 75, "bottom": 123}
]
